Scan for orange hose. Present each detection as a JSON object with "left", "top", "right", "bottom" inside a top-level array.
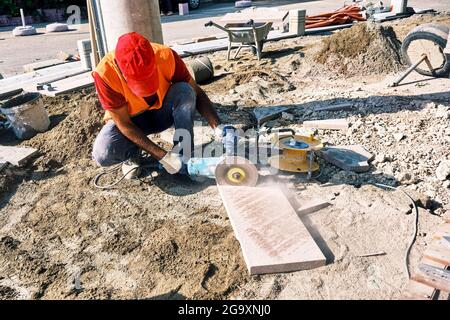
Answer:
[{"left": 305, "top": 5, "right": 366, "bottom": 29}]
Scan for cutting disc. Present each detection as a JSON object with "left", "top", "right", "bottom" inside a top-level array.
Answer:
[{"left": 215, "top": 156, "right": 259, "bottom": 187}]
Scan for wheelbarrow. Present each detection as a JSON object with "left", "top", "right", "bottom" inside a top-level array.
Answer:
[{"left": 205, "top": 19, "right": 273, "bottom": 60}]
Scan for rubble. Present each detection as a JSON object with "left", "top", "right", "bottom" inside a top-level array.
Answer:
[{"left": 436, "top": 160, "right": 450, "bottom": 181}]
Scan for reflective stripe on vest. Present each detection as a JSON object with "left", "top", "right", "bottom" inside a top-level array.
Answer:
[{"left": 94, "top": 43, "right": 176, "bottom": 120}]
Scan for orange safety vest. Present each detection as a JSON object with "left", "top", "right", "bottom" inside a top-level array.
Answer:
[{"left": 94, "top": 43, "right": 176, "bottom": 121}]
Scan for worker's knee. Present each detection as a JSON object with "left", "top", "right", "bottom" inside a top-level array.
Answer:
[
  {"left": 92, "top": 138, "right": 116, "bottom": 167},
  {"left": 92, "top": 126, "right": 121, "bottom": 167}
]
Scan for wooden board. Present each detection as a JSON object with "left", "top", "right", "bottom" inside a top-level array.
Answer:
[
  {"left": 402, "top": 279, "right": 437, "bottom": 300},
  {"left": 412, "top": 264, "right": 450, "bottom": 293},
  {"left": 0, "top": 146, "right": 38, "bottom": 166},
  {"left": 424, "top": 237, "right": 450, "bottom": 266},
  {"left": 218, "top": 186, "right": 326, "bottom": 275},
  {"left": 435, "top": 223, "right": 450, "bottom": 238}
]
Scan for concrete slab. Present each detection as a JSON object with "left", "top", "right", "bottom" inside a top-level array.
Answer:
[
  {"left": 320, "top": 145, "right": 374, "bottom": 173},
  {"left": 0, "top": 62, "right": 84, "bottom": 98},
  {"left": 28, "top": 72, "right": 94, "bottom": 97},
  {"left": 0, "top": 146, "right": 38, "bottom": 166},
  {"left": 218, "top": 185, "right": 326, "bottom": 275}
]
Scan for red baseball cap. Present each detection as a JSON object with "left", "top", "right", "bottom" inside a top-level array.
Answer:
[{"left": 115, "top": 32, "right": 159, "bottom": 97}]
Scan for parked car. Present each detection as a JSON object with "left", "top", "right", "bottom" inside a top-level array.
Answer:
[{"left": 172, "top": 0, "right": 201, "bottom": 10}]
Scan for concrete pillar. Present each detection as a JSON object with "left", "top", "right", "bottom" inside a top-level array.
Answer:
[
  {"left": 289, "top": 9, "right": 306, "bottom": 36},
  {"left": 98, "top": 0, "right": 164, "bottom": 52}
]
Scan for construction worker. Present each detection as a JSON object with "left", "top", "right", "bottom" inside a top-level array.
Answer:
[{"left": 92, "top": 32, "right": 221, "bottom": 177}]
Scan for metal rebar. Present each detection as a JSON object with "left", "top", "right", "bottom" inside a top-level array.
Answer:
[{"left": 391, "top": 54, "right": 428, "bottom": 87}]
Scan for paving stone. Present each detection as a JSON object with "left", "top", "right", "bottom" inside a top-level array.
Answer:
[
  {"left": 218, "top": 185, "right": 326, "bottom": 275},
  {"left": 320, "top": 145, "right": 374, "bottom": 173}
]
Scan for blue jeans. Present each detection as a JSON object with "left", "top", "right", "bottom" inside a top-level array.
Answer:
[{"left": 92, "top": 82, "right": 196, "bottom": 167}]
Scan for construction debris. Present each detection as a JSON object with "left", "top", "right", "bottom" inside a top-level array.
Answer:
[
  {"left": 303, "top": 119, "right": 349, "bottom": 131},
  {"left": 253, "top": 106, "right": 290, "bottom": 125},
  {"left": 0, "top": 146, "right": 38, "bottom": 166},
  {"left": 436, "top": 160, "right": 450, "bottom": 181}
]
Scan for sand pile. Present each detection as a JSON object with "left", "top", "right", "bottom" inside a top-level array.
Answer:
[
  {"left": 25, "top": 91, "right": 103, "bottom": 168},
  {"left": 314, "top": 22, "right": 404, "bottom": 76}
]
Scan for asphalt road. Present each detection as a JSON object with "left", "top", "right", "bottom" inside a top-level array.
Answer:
[{"left": 0, "top": 0, "right": 448, "bottom": 77}]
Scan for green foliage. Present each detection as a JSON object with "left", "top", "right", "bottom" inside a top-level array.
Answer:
[{"left": 0, "top": 0, "right": 19, "bottom": 16}]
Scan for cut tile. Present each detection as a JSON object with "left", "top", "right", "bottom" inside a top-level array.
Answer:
[{"left": 218, "top": 185, "right": 326, "bottom": 275}]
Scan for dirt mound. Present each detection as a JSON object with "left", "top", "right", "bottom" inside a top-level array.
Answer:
[
  {"left": 0, "top": 163, "right": 249, "bottom": 299},
  {"left": 25, "top": 91, "right": 103, "bottom": 168},
  {"left": 314, "top": 22, "right": 404, "bottom": 76}
]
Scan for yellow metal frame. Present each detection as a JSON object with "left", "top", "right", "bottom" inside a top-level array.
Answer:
[{"left": 269, "top": 134, "right": 323, "bottom": 173}]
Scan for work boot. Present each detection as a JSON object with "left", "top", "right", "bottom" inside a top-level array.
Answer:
[{"left": 122, "top": 156, "right": 142, "bottom": 180}]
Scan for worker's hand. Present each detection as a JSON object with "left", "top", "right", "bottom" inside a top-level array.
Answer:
[
  {"left": 159, "top": 151, "right": 183, "bottom": 175},
  {"left": 213, "top": 124, "right": 237, "bottom": 141}
]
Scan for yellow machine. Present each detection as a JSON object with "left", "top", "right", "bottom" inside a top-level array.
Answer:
[{"left": 269, "top": 133, "right": 323, "bottom": 176}]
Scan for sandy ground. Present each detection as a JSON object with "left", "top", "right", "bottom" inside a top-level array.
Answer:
[{"left": 1, "top": 13, "right": 450, "bottom": 300}]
